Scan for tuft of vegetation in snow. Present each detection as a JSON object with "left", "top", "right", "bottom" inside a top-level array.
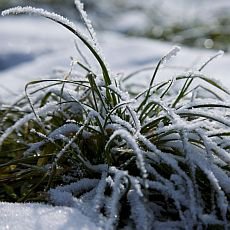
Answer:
[{"left": 0, "top": 1, "right": 230, "bottom": 229}]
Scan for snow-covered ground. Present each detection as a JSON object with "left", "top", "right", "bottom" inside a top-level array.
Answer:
[
  {"left": 0, "top": 202, "right": 100, "bottom": 230},
  {"left": 0, "top": 10, "right": 230, "bottom": 230},
  {"left": 1, "top": 17, "right": 230, "bottom": 100}
]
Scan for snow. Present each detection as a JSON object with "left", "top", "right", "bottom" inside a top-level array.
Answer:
[
  {"left": 74, "top": 0, "right": 98, "bottom": 45},
  {"left": 1, "top": 18, "right": 230, "bottom": 101},
  {"left": 0, "top": 3, "right": 230, "bottom": 229},
  {"left": 0, "top": 202, "right": 101, "bottom": 230}
]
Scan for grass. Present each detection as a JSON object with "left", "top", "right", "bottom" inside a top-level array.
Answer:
[
  {"left": 141, "top": 16, "right": 230, "bottom": 52},
  {"left": 1, "top": 1, "right": 230, "bottom": 229}
]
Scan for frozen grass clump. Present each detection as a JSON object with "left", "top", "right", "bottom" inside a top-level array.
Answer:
[{"left": 1, "top": 1, "right": 230, "bottom": 229}]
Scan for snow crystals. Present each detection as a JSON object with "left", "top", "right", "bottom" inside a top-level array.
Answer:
[
  {"left": 2, "top": 6, "right": 76, "bottom": 31},
  {"left": 161, "top": 46, "right": 181, "bottom": 65}
]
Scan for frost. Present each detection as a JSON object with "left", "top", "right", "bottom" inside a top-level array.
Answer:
[
  {"left": 0, "top": 102, "right": 57, "bottom": 147},
  {"left": 74, "top": 0, "right": 98, "bottom": 46},
  {"left": 93, "top": 172, "right": 107, "bottom": 212},
  {"left": 107, "top": 129, "right": 148, "bottom": 181},
  {"left": 162, "top": 46, "right": 181, "bottom": 65},
  {"left": 49, "top": 123, "right": 81, "bottom": 139},
  {"left": 1, "top": 5, "right": 109, "bottom": 78},
  {"left": 2, "top": 6, "right": 76, "bottom": 31},
  {"left": 128, "top": 190, "right": 150, "bottom": 230},
  {"left": 198, "top": 50, "right": 225, "bottom": 71},
  {"left": 52, "top": 178, "right": 99, "bottom": 194},
  {"left": 74, "top": 0, "right": 111, "bottom": 79},
  {"left": 105, "top": 169, "right": 127, "bottom": 229}
]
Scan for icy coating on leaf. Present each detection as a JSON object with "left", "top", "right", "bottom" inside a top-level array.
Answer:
[{"left": 2, "top": 6, "right": 76, "bottom": 29}]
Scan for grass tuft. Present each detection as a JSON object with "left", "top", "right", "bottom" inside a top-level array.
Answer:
[{"left": 1, "top": 1, "right": 230, "bottom": 229}]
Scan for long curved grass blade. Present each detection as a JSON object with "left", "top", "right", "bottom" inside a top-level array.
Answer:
[{"left": 1, "top": 7, "right": 111, "bottom": 87}]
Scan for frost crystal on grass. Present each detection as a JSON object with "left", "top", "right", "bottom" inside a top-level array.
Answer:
[
  {"left": 1, "top": 5, "right": 110, "bottom": 82},
  {"left": 74, "top": 0, "right": 98, "bottom": 46},
  {"left": 162, "top": 46, "right": 181, "bottom": 65},
  {"left": 128, "top": 190, "right": 150, "bottom": 230},
  {"left": 2, "top": 6, "right": 76, "bottom": 30},
  {"left": 198, "top": 50, "right": 225, "bottom": 71},
  {"left": 0, "top": 102, "right": 57, "bottom": 146}
]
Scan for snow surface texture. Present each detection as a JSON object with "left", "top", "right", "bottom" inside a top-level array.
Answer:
[
  {"left": 0, "top": 202, "right": 101, "bottom": 230},
  {"left": 1, "top": 17, "right": 230, "bottom": 101}
]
